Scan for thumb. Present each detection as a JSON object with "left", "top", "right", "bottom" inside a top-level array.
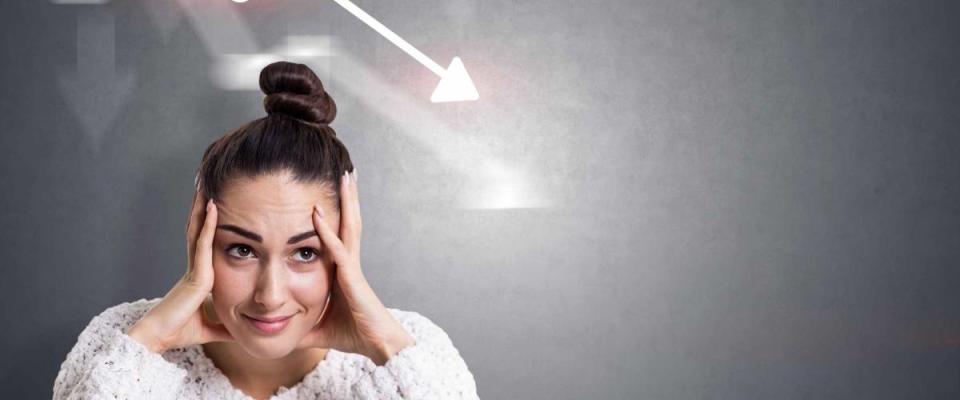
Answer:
[
  {"left": 298, "top": 293, "right": 334, "bottom": 349},
  {"left": 200, "top": 295, "right": 233, "bottom": 343},
  {"left": 202, "top": 294, "right": 221, "bottom": 323},
  {"left": 201, "top": 319, "right": 235, "bottom": 343},
  {"left": 298, "top": 315, "right": 331, "bottom": 349}
]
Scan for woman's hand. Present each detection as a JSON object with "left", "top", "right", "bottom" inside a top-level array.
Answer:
[
  {"left": 127, "top": 186, "right": 235, "bottom": 353},
  {"left": 298, "top": 170, "right": 416, "bottom": 366}
]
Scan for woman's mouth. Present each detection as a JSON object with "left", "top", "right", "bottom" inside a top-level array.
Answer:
[{"left": 243, "top": 314, "right": 294, "bottom": 334}]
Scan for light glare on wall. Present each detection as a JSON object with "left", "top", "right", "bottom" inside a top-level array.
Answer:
[{"left": 223, "top": 0, "right": 480, "bottom": 102}]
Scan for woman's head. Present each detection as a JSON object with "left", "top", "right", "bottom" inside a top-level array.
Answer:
[{"left": 197, "top": 61, "right": 351, "bottom": 359}]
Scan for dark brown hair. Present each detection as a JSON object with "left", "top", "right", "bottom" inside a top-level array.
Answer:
[{"left": 196, "top": 61, "right": 353, "bottom": 210}]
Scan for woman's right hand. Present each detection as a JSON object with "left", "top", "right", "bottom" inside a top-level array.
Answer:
[{"left": 126, "top": 187, "right": 234, "bottom": 353}]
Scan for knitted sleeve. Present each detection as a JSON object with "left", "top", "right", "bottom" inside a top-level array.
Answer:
[
  {"left": 349, "top": 309, "right": 480, "bottom": 399},
  {"left": 52, "top": 299, "right": 189, "bottom": 400}
]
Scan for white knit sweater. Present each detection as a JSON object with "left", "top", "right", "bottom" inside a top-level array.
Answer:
[{"left": 52, "top": 297, "right": 480, "bottom": 399}]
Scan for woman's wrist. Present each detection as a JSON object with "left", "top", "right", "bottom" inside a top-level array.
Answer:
[
  {"left": 127, "top": 320, "right": 167, "bottom": 354},
  {"left": 368, "top": 330, "right": 416, "bottom": 366}
]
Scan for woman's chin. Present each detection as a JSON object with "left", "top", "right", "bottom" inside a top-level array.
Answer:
[{"left": 237, "top": 339, "right": 297, "bottom": 360}]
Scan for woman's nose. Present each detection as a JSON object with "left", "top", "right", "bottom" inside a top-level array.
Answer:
[{"left": 253, "top": 261, "right": 288, "bottom": 310}]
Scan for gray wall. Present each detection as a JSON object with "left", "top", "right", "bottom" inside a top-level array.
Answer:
[{"left": 2, "top": 0, "right": 959, "bottom": 398}]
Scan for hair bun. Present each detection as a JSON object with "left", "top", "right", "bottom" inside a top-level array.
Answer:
[{"left": 260, "top": 61, "right": 337, "bottom": 126}]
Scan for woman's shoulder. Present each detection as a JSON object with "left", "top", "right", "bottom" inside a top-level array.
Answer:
[
  {"left": 66, "top": 297, "right": 164, "bottom": 358},
  {"left": 385, "top": 307, "right": 436, "bottom": 328},
  {"left": 347, "top": 307, "right": 478, "bottom": 399},
  {"left": 53, "top": 297, "right": 190, "bottom": 400},
  {"left": 87, "top": 297, "right": 163, "bottom": 332},
  {"left": 383, "top": 307, "right": 458, "bottom": 346}
]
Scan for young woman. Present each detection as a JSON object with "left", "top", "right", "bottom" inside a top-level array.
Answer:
[{"left": 52, "top": 61, "right": 479, "bottom": 400}]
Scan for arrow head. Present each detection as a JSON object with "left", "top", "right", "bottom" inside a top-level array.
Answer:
[
  {"left": 56, "top": 67, "right": 136, "bottom": 156},
  {"left": 430, "top": 56, "right": 479, "bottom": 103}
]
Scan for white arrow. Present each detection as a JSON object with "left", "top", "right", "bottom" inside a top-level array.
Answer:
[
  {"left": 330, "top": 0, "right": 479, "bottom": 103},
  {"left": 56, "top": 7, "right": 136, "bottom": 156}
]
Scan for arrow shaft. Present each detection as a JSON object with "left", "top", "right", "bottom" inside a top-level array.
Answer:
[
  {"left": 176, "top": 0, "right": 259, "bottom": 55},
  {"left": 331, "top": 0, "right": 446, "bottom": 77},
  {"left": 77, "top": 8, "right": 115, "bottom": 74}
]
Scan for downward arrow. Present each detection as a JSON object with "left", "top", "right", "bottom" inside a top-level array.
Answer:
[
  {"left": 331, "top": 0, "right": 479, "bottom": 103},
  {"left": 56, "top": 7, "right": 135, "bottom": 155}
]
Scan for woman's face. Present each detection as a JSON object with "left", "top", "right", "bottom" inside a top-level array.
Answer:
[{"left": 209, "top": 170, "right": 339, "bottom": 359}]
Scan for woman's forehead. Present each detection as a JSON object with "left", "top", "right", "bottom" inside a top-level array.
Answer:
[
  {"left": 222, "top": 172, "right": 335, "bottom": 206},
  {"left": 216, "top": 173, "right": 338, "bottom": 230}
]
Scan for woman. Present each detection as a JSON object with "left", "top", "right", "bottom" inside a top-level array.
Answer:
[{"left": 52, "top": 61, "right": 479, "bottom": 400}]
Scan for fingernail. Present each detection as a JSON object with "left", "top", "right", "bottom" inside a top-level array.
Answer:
[
  {"left": 343, "top": 170, "right": 350, "bottom": 185},
  {"left": 206, "top": 199, "right": 213, "bottom": 212},
  {"left": 314, "top": 205, "right": 324, "bottom": 219},
  {"left": 351, "top": 169, "right": 357, "bottom": 183}
]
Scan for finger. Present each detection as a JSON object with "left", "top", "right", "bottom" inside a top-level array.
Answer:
[
  {"left": 186, "top": 184, "right": 206, "bottom": 239},
  {"left": 349, "top": 169, "right": 362, "bottom": 253},
  {"left": 342, "top": 169, "right": 362, "bottom": 253},
  {"left": 313, "top": 204, "right": 349, "bottom": 267},
  {"left": 186, "top": 188, "right": 198, "bottom": 234},
  {"left": 328, "top": 273, "right": 354, "bottom": 311},
  {"left": 188, "top": 199, "right": 217, "bottom": 285},
  {"left": 186, "top": 188, "right": 207, "bottom": 269},
  {"left": 338, "top": 171, "right": 358, "bottom": 253},
  {"left": 350, "top": 169, "right": 360, "bottom": 220}
]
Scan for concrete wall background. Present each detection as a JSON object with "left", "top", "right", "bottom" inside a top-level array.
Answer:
[{"left": 2, "top": 0, "right": 958, "bottom": 398}]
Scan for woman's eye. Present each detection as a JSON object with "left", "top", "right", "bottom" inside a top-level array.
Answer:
[
  {"left": 293, "top": 248, "right": 320, "bottom": 263},
  {"left": 226, "top": 244, "right": 255, "bottom": 259}
]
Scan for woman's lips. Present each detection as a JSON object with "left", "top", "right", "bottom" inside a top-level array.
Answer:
[{"left": 243, "top": 314, "right": 294, "bottom": 334}]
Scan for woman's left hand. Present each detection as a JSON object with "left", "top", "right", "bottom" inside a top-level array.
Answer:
[{"left": 297, "top": 170, "right": 416, "bottom": 366}]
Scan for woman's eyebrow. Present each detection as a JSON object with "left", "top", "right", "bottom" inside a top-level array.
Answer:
[{"left": 216, "top": 224, "right": 318, "bottom": 244}]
